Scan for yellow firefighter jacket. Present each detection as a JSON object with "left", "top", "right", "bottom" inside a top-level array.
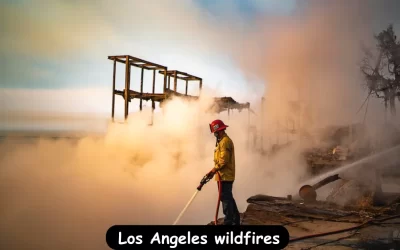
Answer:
[{"left": 213, "top": 133, "right": 235, "bottom": 181}]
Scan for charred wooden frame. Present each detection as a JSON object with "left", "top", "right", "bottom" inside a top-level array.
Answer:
[
  {"left": 108, "top": 55, "right": 254, "bottom": 124},
  {"left": 158, "top": 70, "right": 202, "bottom": 96},
  {"left": 108, "top": 55, "right": 168, "bottom": 121}
]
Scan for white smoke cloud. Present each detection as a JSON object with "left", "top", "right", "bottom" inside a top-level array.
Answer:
[{"left": 0, "top": 93, "right": 310, "bottom": 250}]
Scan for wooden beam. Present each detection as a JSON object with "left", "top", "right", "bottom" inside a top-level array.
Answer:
[
  {"left": 152, "top": 69, "right": 156, "bottom": 110},
  {"left": 111, "top": 59, "right": 116, "bottom": 121},
  {"left": 134, "top": 63, "right": 159, "bottom": 68},
  {"left": 152, "top": 70, "right": 156, "bottom": 94},
  {"left": 174, "top": 71, "right": 177, "bottom": 92},
  {"left": 158, "top": 70, "right": 202, "bottom": 81},
  {"left": 131, "top": 63, "right": 153, "bottom": 70},
  {"left": 163, "top": 68, "right": 167, "bottom": 93},
  {"left": 128, "top": 55, "right": 166, "bottom": 69},
  {"left": 124, "top": 56, "right": 130, "bottom": 120},
  {"left": 140, "top": 68, "right": 144, "bottom": 111},
  {"left": 157, "top": 74, "right": 200, "bottom": 81},
  {"left": 108, "top": 55, "right": 127, "bottom": 60},
  {"left": 108, "top": 55, "right": 167, "bottom": 70},
  {"left": 112, "top": 57, "right": 128, "bottom": 65}
]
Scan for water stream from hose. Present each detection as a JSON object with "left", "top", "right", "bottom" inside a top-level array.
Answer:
[
  {"left": 292, "top": 144, "right": 400, "bottom": 196},
  {"left": 172, "top": 190, "right": 199, "bottom": 225}
]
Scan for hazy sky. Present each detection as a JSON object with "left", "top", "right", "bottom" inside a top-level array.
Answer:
[
  {"left": 0, "top": 0, "right": 399, "bottom": 117},
  {"left": 0, "top": 0, "right": 296, "bottom": 88}
]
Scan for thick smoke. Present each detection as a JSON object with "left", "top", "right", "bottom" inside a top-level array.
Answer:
[
  {"left": 231, "top": 1, "right": 400, "bottom": 199},
  {"left": 237, "top": 1, "right": 372, "bottom": 131},
  {"left": 0, "top": 90, "right": 310, "bottom": 250},
  {"left": 236, "top": 1, "right": 400, "bottom": 158}
]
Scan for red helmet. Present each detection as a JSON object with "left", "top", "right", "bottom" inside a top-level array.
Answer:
[{"left": 209, "top": 119, "right": 228, "bottom": 133}]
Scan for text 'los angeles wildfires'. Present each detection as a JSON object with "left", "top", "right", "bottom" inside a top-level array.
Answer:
[{"left": 106, "top": 225, "right": 290, "bottom": 249}]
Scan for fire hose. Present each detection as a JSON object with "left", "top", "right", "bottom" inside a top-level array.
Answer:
[
  {"left": 197, "top": 170, "right": 222, "bottom": 225},
  {"left": 173, "top": 170, "right": 221, "bottom": 225},
  {"left": 289, "top": 213, "right": 400, "bottom": 243},
  {"left": 215, "top": 172, "right": 222, "bottom": 225}
]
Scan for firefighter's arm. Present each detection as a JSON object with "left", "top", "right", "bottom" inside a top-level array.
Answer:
[{"left": 213, "top": 140, "right": 231, "bottom": 171}]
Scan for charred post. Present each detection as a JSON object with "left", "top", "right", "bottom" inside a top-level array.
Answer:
[
  {"left": 174, "top": 71, "right": 178, "bottom": 92},
  {"left": 140, "top": 68, "right": 144, "bottom": 111},
  {"left": 124, "top": 55, "right": 130, "bottom": 120},
  {"left": 163, "top": 70, "right": 167, "bottom": 92},
  {"left": 152, "top": 69, "right": 156, "bottom": 110},
  {"left": 111, "top": 58, "right": 116, "bottom": 121}
]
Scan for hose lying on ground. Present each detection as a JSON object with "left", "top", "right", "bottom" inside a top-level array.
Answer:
[{"left": 289, "top": 213, "right": 400, "bottom": 243}]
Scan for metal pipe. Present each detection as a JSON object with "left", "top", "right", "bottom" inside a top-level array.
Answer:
[{"left": 299, "top": 174, "right": 341, "bottom": 202}]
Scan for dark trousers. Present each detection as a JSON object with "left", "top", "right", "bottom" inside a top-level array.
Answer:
[{"left": 217, "top": 181, "right": 240, "bottom": 225}]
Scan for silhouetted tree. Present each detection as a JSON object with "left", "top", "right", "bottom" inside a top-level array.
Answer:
[{"left": 361, "top": 24, "right": 400, "bottom": 118}]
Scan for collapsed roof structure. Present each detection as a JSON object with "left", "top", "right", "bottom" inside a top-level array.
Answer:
[{"left": 108, "top": 55, "right": 254, "bottom": 121}]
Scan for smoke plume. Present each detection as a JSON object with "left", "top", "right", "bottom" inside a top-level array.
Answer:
[{"left": 0, "top": 90, "right": 311, "bottom": 250}]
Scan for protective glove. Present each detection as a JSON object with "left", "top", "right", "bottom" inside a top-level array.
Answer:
[
  {"left": 197, "top": 168, "right": 217, "bottom": 191},
  {"left": 207, "top": 168, "right": 217, "bottom": 178}
]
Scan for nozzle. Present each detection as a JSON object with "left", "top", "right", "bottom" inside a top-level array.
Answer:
[{"left": 197, "top": 172, "right": 213, "bottom": 191}]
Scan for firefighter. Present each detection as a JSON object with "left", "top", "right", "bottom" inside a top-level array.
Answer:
[{"left": 207, "top": 119, "right": 241, "bottom": 225}]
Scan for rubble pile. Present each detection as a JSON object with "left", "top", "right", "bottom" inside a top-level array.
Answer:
[
  {"left": 303, "top": 147, "right": 339, "bottom": 163},
  {"left": 298, "top": 123, "right": 373, "bottom": 175},
  {"left": 302, "top": 147, "right": 342, "bottom": 175},
  {"left": 207, "top": 124, "right": 400, "bottom": 249},
  {"left": 209, "top": 195, "right": 400, "bottom": 249},
  {"left": 326, "top": 179, "right": 376, "bottom": 208}
]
